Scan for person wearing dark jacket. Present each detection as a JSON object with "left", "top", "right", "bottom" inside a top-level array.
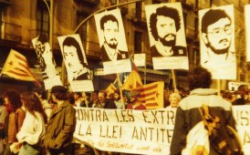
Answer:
[
  {"left": 170, "top": 67, "right": 237, "bottom": 155},
  {"left": 43, "top": 85, "right": 76, "bottom": 155}
]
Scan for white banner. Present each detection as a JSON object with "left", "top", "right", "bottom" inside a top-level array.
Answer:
[{"left": 74, "top": 106, "right": 250, "bottom": 155}]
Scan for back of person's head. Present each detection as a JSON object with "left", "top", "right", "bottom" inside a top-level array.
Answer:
[
  {"left": 237, "top": 84, "right": 249, "bottom": 98},
  {"left": 33, "top": 87, "right": 47, "bottom": 99},
  {"left": 21, "top": 91, "right": 47, "bottom": 122},
  {"left": 50, "top": 85, "right": 68, "bottom": 101},
  {"left": 188, "top": 67, "right": 212, "bottom": 90},
  {"left": 68, "top": 92, "right": 75, "bottom": 105}
]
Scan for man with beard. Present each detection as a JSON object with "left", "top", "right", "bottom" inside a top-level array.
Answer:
[
  {"left": 149, "top": 6, "right": 187, "bottom": 57},
  {"left": 201, "top": 9, "right": 235, "bottom": 65},
  {"left": 100, "top": 14, "right": 129, "bottom": 61}
]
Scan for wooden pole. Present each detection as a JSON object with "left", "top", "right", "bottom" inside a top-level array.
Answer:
[
  {"left": 116, "top": 73, "right": 125, "bottom": 109},
  {"left": 171, "top": 69, "right": 177, "bottom": 92},
  {"left": 217, "top": 79, "right": 221, "bottom": 96}
]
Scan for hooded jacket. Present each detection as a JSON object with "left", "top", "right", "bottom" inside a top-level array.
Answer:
[{"left": 170, "top": 88, "right": 236, "bottom": 155}]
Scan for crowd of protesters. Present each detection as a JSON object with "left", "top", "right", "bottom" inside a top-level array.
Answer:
[{"left": 0, "top": 67, "right": 249, "bottom": 155}]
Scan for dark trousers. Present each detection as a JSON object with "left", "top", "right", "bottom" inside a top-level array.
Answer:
[{"left": 47, "top": 144, "right": 73, "bottom": 155}]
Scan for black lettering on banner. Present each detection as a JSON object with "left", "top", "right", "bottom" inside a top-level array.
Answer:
[
  {"left": 103, "top": 110, "right": 109, "bottom": 122},
  {"left": 75, "top": 108, "right": 83, "bottom": 121},
  {"left": 151, "top": 111, "right": 159, "bottom": 124},
  {"left": 100, "top": 125, "right": 122, "bottom": 139},
  {"left": 131, "top": 127, "right": 173, "bottom": 143},
  {"left": 77, "top": 124, "right": 92, "bottom": 136},
  {"left": 77, "top": 124, "right": 85, "bottom": 136},
  {"left": 243, "top": 130, "right": 250, "bottom": 145},
  {"left": 115, "top": 110, "right": 135, "bottom": 122},
  {"left": 96, "top": 109, "right": 101, "bottom": 121},
  {"left": 158, "top": 110, "right": 165, "bottom": 124},
  {"left": 235, "top": 110, "right": 249, "bottom": 126},
  {"left": 76, "top": 108, "right": 110, "bottom": 122},
  {"left": 142, "top": 110, "right": 176, "bottom": 125},
  {"left": 132, "top": 127, "right": 139, "bottom": 140},
  {"left": 166, "top": 110, "right": 175, "bottom": 125},
  {"left": 86, "top": 124, "right": 92, "bottom": 136},
  {"left": 142, "top": 111, "right": 151, "bottom": 123},
  {"left": 166, "top": 129, "right": 173, "bottom": 144}
]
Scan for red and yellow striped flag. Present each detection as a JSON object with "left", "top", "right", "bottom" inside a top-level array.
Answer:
[
  {"left": 1, "top": 49, "right": 40, "bottom": 86},
  {"left": 134, "top": 81, "right": 164, "bottom": 109}
]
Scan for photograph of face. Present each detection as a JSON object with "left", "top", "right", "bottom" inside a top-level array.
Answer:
[
  {"left": 58, "top": 34, "right": 90, "bottom": 81},
  {"left": 32, "top": 34, "right": 58, "bottom": 80},
  {"left": 95, "top": 9, "right": 129, "bottom": 62},
  {"left": 199, "top": 5, "right": 236, "bottom": 80},
  {"left": 145, "top": 3, "right": 187, "bottom": 58}
]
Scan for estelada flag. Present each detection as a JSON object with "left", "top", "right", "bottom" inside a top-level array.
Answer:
[
  {"left": 122, "top": 70, "right": 143, "bottom": 90},
  {"left": 105, "top": 83, "right": 117, "bottom": 95},
  {"left": 1, "top": 49, "right": 40, "bottom": 86},
  {"left": 134, "top": 81, "right": 164, "bottom": 109}
]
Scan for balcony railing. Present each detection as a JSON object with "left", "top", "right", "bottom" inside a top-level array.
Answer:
[{"left": 0, "top": 21, "right": 22, "bottom": 42}]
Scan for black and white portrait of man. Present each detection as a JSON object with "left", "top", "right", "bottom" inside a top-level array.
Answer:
[
  {"left": 148, "top": 5, "right": 187, "bottom": 57},
  {"left": 199, "top": 5, "right": 236, "bottom": 80},
  {"left": 95, "top": 9, "right": 129, "bottom": 62},
  {"left": 145, "top": 3, "right": 188, "bottom": 70}
]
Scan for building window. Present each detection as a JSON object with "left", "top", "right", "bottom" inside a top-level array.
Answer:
[
  {"left": 77, "top": 12, "right": 88, "bottom": 47},
  {"left": 134, "top": 31, "right": 142, "bottom": 53},
  {"left": 36, "top": 6, "right": 49, "bottom": 37}
]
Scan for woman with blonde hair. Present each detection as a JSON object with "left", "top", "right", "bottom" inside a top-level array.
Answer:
[{"left": 166, "top": 92, "right": 182, "bottom": 108}]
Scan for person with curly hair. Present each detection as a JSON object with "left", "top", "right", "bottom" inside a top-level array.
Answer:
[
  {"left": 2, "top": 91, "right": 25, "bottom": 155},
  {"left": 11, "top": 92, "right": 47, "bottom": 155},
  {"left": 149, "top": 6, "right": 187, "bottom": 57}
]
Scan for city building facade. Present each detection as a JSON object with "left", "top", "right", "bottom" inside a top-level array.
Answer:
[{"left": 0, "top": 0, "right": 249, "bottom": 94}]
